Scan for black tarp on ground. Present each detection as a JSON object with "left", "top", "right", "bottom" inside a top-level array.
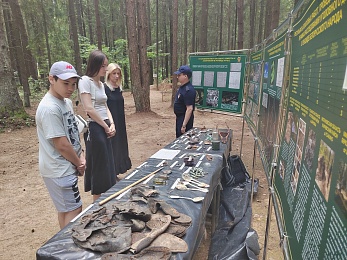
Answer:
[{"left": 208, "top": 155, "right": 260, "bottom": 260}]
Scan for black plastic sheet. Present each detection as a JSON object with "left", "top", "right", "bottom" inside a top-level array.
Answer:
[{"left": 208, "top": 156, "right": 260, "bottom": 260}]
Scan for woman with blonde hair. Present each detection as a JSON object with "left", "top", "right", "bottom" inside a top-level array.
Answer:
[{"left": 104, "top": 63, "right": 132, "bottom": 178}]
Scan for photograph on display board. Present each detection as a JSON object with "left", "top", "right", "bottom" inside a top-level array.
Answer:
[
  {"left": 246, "top": 99, "right": 253, "bottom": 118},
  {"left": 335, "top": 161, "right": 347, "bottom": 217},
  {"left": 291, "top": 163, "right": 299, "bottom": 194},
  {"left": 262, "top": 92, "right": 268, "bottom": 108},
  {"left": 304, "top": 129, "right": 317, "bottom": 172},
  {"left": 315, "top": 140, "right": 335, "bottom": 202},
  {"left": 228, "top": 71, "right": 241, "bottom": 89},
  {"left": 343, "top": 63, "right": 347, "bottom": 90},
  {"left": 192, "top": 71, "right": 202, "bottom": 87},
  {"left": 263, "top": 62, "right": 269, "bottom": 80},
  {"left": 291, "top": 118, "right": 305, "bottom": 195},
  {"left": 251, "top": 103, "right": 258, "bottom": 125},
  {"left": 248, "top": 82, "right": 255, "bottom": 99},
  {"left": 284, "top": 111, "right": 298, "bottom": 145},
  {"left": 195, "top": 89, "right": 204, "bottom": 106},
  {"left": 270, "top": 60, "right": 276, "bottom": 86},
  {"left": 253, "top": 83, "right": 260, "bottom": 104},
  {"left": 285, "top": 111, "right": 293, "bottom": 144},
  {"left": 250, "top": 63, "right": 262, "bottom": 83},
  {"left": 291, "top": 113, "right": 299, "bottom": 144},
  {"left": 249, "top": 64, "right": 255, "bottom": 82},
  {"left": 276, "top": 57, "right": 285, "bottom": 88},
  {"left": 297, "top": 118, "right": 306, "bottom": 153},
  {"left": 221, "top": 91, "right": 239, "bottom": 110},
  {"left": 230, "top": 62, "right": 242, "bottom": 72},
  {"left": 216, "top": 72, "right": 227, "bottom": 88},
  {"left": 203, "top": 71, "right": 214, "bottom": 87},
  {"left": 206, "top": 89, "right": 219, "bottom": 107}
]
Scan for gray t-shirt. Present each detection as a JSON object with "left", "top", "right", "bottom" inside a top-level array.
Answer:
[
  {"left": 78, "top": 76, "right": 108, "bottom": 121},
  {"left": 36, "top": 92, "right": 82, "bottom": 178}
]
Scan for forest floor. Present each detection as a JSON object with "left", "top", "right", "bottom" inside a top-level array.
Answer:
[{"left": 0, "top": 86, "right": 283, "bottom": 259}]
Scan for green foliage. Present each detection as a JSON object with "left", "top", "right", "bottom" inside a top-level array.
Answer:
[
  {"left": 147, "top": 41, "right": 169, "bottom": 59},
  {"left": 17, "top": 0, "right": 296, "bottom": 100},
  {"left": 110, "top": 39, "right": 129, "bottom": 67},
  {"left": 0, "top": 105, "right": 35, "bottom": 132},
  {"left": 79, "top": 35, "right": 99, "bottom": 61}
]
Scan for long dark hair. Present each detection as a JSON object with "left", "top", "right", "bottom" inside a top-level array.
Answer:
[{"left": 85, "top": 50, "right": 107, "bottom": 77}]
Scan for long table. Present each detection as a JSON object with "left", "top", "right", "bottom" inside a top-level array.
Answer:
[{"left": 36, "top": 128, "right": 232, "bottom": 260}]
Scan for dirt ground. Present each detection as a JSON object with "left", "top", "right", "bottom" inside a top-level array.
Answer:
[{"left": 0, "top": 87, "right": 283, "bottom": 259}]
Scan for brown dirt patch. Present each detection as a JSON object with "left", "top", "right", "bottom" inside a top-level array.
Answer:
[{"left": 0, "top": 87, "right": 282, "bottom": 259}]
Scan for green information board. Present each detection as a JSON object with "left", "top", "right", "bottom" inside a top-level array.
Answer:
[
  {"left": 245, "top": 50, "right": 263, "bottom": 134},
  {"left": 258, "top": 33, "right": 287, "bottom": 174},
  {"left": 189, "top": 54, "right": 246, "bottom": 113},
  {"left": 274, "top": 0, "right": 347, "bottom": 259}
]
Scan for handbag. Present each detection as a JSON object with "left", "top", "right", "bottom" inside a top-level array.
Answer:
[{"left": 75, "top": 114, "right": 88, "bottom": 134}]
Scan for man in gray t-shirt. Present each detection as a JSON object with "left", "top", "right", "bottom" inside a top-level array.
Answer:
[{"left": 36, "top": 61, "right": 86, "bottom": 229}]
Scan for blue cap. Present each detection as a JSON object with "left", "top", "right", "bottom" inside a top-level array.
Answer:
[{"left": 174, "top": 65, "right": 192, "bottom": 78}]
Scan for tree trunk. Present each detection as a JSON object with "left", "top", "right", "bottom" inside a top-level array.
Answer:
[
  {"left": 2, "top": 0, "right": 16, "bottom": 72},
  {"left": 272, "top": 0, "right": 280, "bottom": 33},
  {"left": 86, "top": 0, "right": 94, "bottom": 44},
  {"left": 237, "top": 0, "right": 244, "bottom": 49},
  {"left": 146, "top": 0, "right": 153, "bottom": 85},
  {"left": 171, "top": 0, "right": 178, "bottom": 107},
  {"left": 227, "top": 0, "right": 232, "bottom": 49},
  {"left": 249, "top": 0, "right": 255, "bottom": 48},
  {"left": 192, "top": 0, "right": 196, "bottom": 52},
  {"left": 219, "top": 0, "right": 224, "bottom": 50},
  {"left": 183, "top": 0, "right": 188, "bottom": 64},
  {"left": 233, "top": 0, "right": 237, "bottom": 49},
  {"left": 126, "top": 0, "right": 151, "bottom": 112},
  {"left": 7, "top": 0, "right": 30, "bottom": 107},
  {"left": 199, "top": 0, "right": 208, "bottom": 52},
  {"left": 40, "top": 0, "right": 52, "bottom": 70},
  {"left": 136, "top": 0, "right": 151, "bottom": 111},
  {"left": 163, "top": 1, "right": 169, "bottom": 79},
  {"left": 257, "top": 0, "right": 265, "bottom": 43},
  {"left": 76, "top": 0, "right": 86, "bottom": 37},
  {"left": 68, "top": 0, "right": 82, "bottom": 75},
  {"left": 126, "top": 0, "right": 140, "bottom": 92},
  {"left": 0, "top": 2, "right": 24, "bottom": 117},
  {"left": 264, "top": 0, "right": 273, "bottom": 39},
  {"left": 108, "top": 0, "right": 114, "bottom": 48},
  {"left": 94, "top": 0, "right": 102, "bottom": 50},
  {"left": 9, "top": 0, "right": 37, "bottom": 80},
  {"left": 119, "top": 0, "right": 126, "bottom": 39},
  {"left": 168, "top": 1, "right": 173, "bottom": 81}
]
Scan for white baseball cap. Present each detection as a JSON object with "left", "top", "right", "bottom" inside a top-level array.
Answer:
[{"left": 49, "top": 61, "right": 80, "bottom": 80}]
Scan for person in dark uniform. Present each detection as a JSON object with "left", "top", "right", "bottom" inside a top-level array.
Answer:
[{"left": 173, "top": 65, "right": 196, "bottom": 138}]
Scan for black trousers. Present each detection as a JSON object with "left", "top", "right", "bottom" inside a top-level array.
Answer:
[{"left": 175, "top": 113, "right": 194, "bottom": 138}]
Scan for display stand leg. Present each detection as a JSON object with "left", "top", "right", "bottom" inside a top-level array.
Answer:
[
  {"left": 262, "top": 184, "right": 274, "bottom": 260},
  {"left": 250, "top": 137, "right": 258, "bottom": 207}
]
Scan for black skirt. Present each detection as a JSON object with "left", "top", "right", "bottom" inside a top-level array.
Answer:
[
  {"left": 84, "top": 121, "right": 116, "bottom": 194},
  {"left": 105, "top": 86, "right": 132, "bottom": 174}
]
